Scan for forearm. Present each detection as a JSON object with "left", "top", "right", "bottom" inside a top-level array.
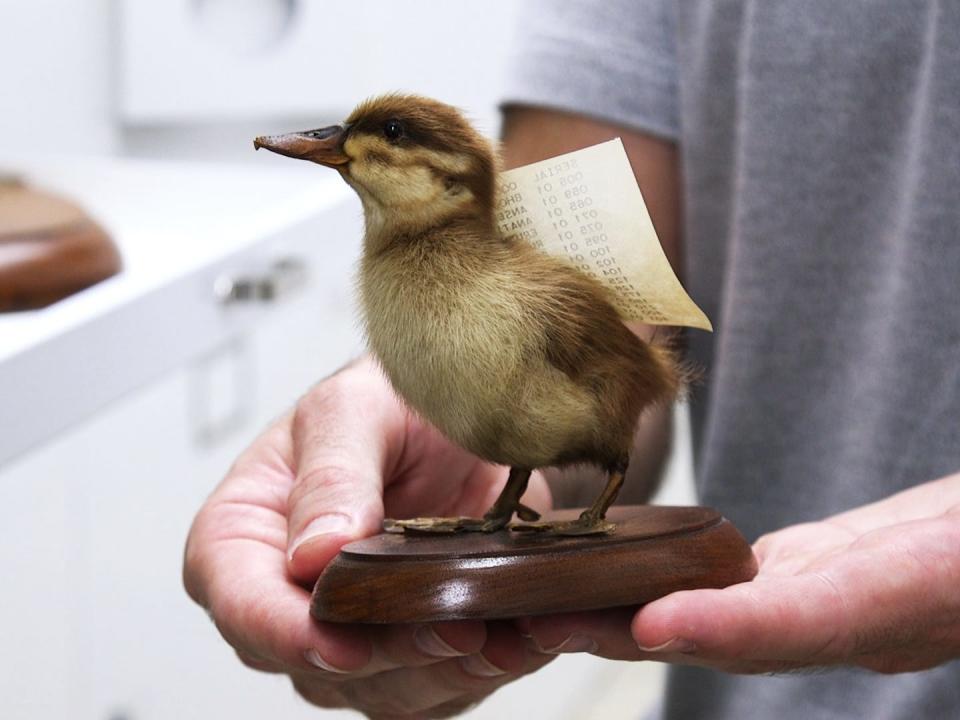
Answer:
[{"left": 501, "top": 106, "right": 682, "bottom": 507}]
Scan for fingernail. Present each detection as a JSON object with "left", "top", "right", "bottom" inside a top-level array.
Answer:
[
  {"left": 304, "top": 648, "right": 351, "bottom": 673},
  {"left": 459, "top": 654, "right": 507, "bottom": 678},
  {"left": 637, "top": 637, "right": 697, "bottom": 654},
  {"left": 539, "top": 634, "right": 598, "bottom": 654},
  {"left": 289, "top": 513, "right": 352, "bottom": 560},
  {"left": 415, "top": 626, "right": 466, "bottom": 658}
]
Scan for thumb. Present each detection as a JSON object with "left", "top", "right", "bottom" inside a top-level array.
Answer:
[
  {"left": 285, "top": 361, "right": 407, "bottom": 583},
  {"left": 630, "top": 574, "right": 850, "bottom": 665}
]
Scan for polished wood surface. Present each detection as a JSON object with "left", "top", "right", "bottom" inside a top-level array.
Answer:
[
  {"left": 312, "top": 505, "right": 758, "bottom": 623},
  {"left": 0, "top": 179, "right": 121, "bottom": 311}
]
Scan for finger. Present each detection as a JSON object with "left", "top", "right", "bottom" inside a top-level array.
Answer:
[
  {"left": 464, "top": 621, "right": 530, "bottom": 676},
  {"left": 295, "top": 658, "right": 494, "bottom": 717},
  {"left": 290, "top": 674, "right": 347, "bottom": 710},
  {"left": 349, "top": 619, "right": 517, "bottom": 680},
  {"left": 188, "top": 496, "right": 373, "bottom": 674},
  {"left": 302, "top": 639, "right": 552, "bottom": 718},
  {"left": 635, "top": 513, "right": 960, "bottom": 673},
  {"left": 362, "top": 621, "right": 487, "bottom": 674},
  {"left": 286, "top": 359, "right": 407, "bottom": 581},
  {"left": 235, "top": 649, "right": 284, "bottom": 674},
  {"left": 520, "top": 607, "right": 780, "bottom": 673},
  {"left": 630, "top": 573, "right": 851, "bottom": 664},
  {"left": 184, "top": 412, "right": 374, "bottom": 675},
  {"left": 523, "top": 608, "right": 639, "bottom": 660},
  {"left": 215, "top": 544, "right": 372, "bottom": 674},
  {"left": 183, "top": 416, "right": 294, "bottom": 610}
]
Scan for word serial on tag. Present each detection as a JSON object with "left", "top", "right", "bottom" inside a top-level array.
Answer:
[{"left": 495, "top": 138, "right": 712, "bottom": 331}]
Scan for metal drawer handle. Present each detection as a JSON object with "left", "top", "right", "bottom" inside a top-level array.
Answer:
[{"left": 214, "top": 257, "right": 307, "bottom": 304}]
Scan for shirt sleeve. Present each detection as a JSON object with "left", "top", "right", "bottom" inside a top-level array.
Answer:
[{"left": 500, "top": 0, "right": 679, "bottom": 140}]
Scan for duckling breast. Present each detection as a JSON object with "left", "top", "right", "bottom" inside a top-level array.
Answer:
[{"left": 357, "top": 238, "right": 600, "bottom": 465}]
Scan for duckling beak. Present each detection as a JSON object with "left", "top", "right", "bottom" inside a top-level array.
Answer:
[{"left": 253, "top": 125, "right": 350, "bottom": 167}]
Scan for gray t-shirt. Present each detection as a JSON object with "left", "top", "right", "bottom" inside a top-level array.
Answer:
[{"left": 504, "top": 1, "right": 960, "bottom": 718}]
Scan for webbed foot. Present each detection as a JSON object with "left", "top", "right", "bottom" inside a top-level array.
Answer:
[
  {"left": 383, "top": 516, "right": 487, "bottom": 535},
  {"left": 383, "top": 501, "right": 542, "bottom": 535},
  {"left": 510, "top": 509, "right": 616, "bottom": 536},
  {"left": 479, "top": 501, "right": 541, "bottom": 532}
]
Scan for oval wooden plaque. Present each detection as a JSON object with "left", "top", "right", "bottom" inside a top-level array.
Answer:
[
  {"left": 312, "top": 505, "right": 758, "bottom": 624},
  {"left": 0, "top": 178, "right": 121, "bottom": 311}
]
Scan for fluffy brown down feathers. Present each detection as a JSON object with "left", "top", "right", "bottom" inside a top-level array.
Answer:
[
  {"left": 347, "top": 99, "right": 680, "bottom": 469},
  {"left": 258, "top": 94, "right": 680, "bottom": 526}
]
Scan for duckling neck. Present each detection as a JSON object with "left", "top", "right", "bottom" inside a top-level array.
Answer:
[{"left": 360, "top": 197, "right": 496, "bottom": 256}]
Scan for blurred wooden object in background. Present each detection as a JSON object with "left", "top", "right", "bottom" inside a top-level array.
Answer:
[{"left": 0, "top": 176, "right": 121, "bottom": 311}]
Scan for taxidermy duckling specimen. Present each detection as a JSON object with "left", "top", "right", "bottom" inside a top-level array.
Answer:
[{"left": 254, "top": 94, "right": 678, "bottom": 535}]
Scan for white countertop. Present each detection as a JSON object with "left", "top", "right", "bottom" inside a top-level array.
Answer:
[
  {"left": 1, "top": 155, "right": 350, "bottom": 361},
  {"left": 0, "top": 154, "right": 358, "bottom": 465}
]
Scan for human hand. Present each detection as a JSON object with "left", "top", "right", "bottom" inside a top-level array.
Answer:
[
  {"left": 522, "top": 472, "right": 960, "bottom": 674},
  {"left": 183, "top": 356, "right": 553, "bottom": 718}
]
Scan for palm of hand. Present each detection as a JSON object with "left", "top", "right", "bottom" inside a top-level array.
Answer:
[
  {"left": 527, "top": 480, "right": 960, "bottom": 675},
  {"left": 724, "top": 509, "right": 960, "bottom": 673},
  {"left": 184, "top": 369, "right": 552, "bottom": 718}
]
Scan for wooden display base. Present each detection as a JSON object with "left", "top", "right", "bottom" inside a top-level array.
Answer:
[
  {"left": 0, "top": 177, "right": 121, "bottom": 311},
  {"left": 312, "top": 505, "right": 758, "bottom": 624}
]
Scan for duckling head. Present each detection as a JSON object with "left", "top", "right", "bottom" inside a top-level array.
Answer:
[{"left": 255, "top": 94, "right": 497, "bottom": 235}]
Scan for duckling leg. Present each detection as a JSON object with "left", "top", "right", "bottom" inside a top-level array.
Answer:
[
  {"left": 515, "top": 455, "right": 627, "bottom": 536},
  {"left": 383, "top": 467, "right": 538, "bottom": 535},
  {"left": 480, "top": 467, "right": 539, "bottom": 532},
  {"left": 565, "top": 455, "right": 628, "bottom": 535}
]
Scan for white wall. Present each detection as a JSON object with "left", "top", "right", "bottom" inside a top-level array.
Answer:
[
  {"left": 0, "top": 0, "right": 117, "bottom": 155},
  {"left": 0, "top": 1, "right": 519, "bottom": 165}
]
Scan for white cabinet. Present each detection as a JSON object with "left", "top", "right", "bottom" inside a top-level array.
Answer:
[
  {"left": 116, "top": 0, "right": 522, "bottom": 134},
  {"left": 1, "top": 335, "right": 363, "bottom": 720},
  {"left": 0, "top": 157, "right": 364, "bottom": 719},
  {"left": 0, "top": 156, "right": 359, "bottom": 465}
]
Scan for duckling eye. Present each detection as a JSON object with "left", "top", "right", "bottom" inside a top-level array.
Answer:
[{"left": 383, "top": 119, "right": 404, "bottom": 141}]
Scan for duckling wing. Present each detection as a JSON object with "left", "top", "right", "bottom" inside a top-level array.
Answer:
[
  {"left": 535, "top": 268, "right": 679, "bottom": 422},
  {"left": 537, "top": 273, "right": 637, "bottom": 381}
]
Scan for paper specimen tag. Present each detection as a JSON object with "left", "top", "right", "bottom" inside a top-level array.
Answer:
[{"left": 496, "top": 139, "right": 712, "bottom": 331}]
